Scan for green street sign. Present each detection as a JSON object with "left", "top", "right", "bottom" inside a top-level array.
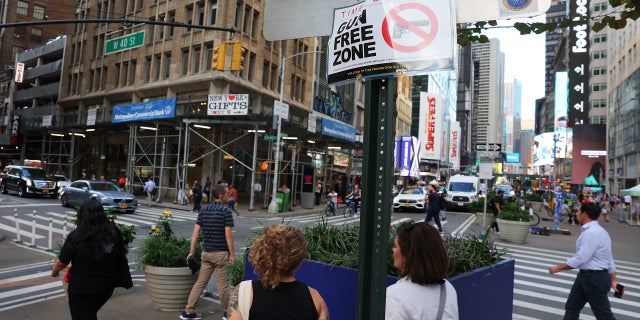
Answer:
[
  {"left": 105, "top": 31, "right": 145, "bottom": 55},
  {"left": 476, "top": 159, "right": 480, "bottom": 166},
  {"left": 264, "top": 135, "right": 277, "bottom": 141}
]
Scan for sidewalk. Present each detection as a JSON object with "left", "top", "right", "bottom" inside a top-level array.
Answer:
[{"left": 139, "top": 192, "right": 324, "bottom": 219}]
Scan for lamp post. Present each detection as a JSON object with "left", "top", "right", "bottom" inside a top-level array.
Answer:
[{"left": 268, "top": 50, "right": 323, "bottom": 214}]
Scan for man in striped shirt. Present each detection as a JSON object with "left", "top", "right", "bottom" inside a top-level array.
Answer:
[{"left": 181, "top": 185, "right": 235, "bottom": 320}]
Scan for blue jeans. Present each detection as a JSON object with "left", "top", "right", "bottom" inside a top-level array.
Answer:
[{"left": 564, "top": 271, "right": 615, "bottom": 320}]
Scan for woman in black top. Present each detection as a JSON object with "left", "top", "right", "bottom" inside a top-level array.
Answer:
[
  {"left": 51, "top": 199, "right": 129, "bottom": 320},
  {"left": 227, "top": 225, "right": 329, "bottom": 320}
]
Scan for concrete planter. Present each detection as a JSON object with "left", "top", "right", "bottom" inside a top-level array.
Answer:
[
  {"left": 473, "top": 211, "right": 495, "bottom": 229},
  {"left": 143, "top": 265, "right": 198, "bottom": 311},
  {"left": 496, "top": 218, "right": 530, "bottom": 244},
  {"left": 244, "top": 257, "right": 515, "bottom": 320}
]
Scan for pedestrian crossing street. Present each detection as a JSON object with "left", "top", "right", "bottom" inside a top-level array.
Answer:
[{"left": 499, "top": 242, "right": 640, "bottom": 320}]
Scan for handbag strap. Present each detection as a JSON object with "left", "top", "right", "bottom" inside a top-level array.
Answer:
[
  {"left": 436, "top": 282, "right": 446, "bottom": 319},
  {"left": 238, "top": 280, "right": 252, "bottom": 320}
]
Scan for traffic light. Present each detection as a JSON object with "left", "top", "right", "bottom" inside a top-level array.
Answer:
[
  {"left": 231, "top": 42, "right": 246, "bottom": 72},
  {"left": 211, "top": 44, "right": 226, "bottom": 71}
]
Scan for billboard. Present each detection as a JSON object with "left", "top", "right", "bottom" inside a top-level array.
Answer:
[
  {"left": 398, "top": 136, "right": 421, "bottom": 177},
  {"left": 506, "top": 153, "right": 520, "bottom": 163},
  {"left": 449, "top": 121, "right": 460, "bottom": 170},
  {"left": 572, "top": 124, "right": 606, "bottom": 186},
  {"left": 418, "top": 92, "right": 444, "bottom": 161},
  {"left": 568, "top": 0, "right": 590, "bottom": 126},
  {"left": 533, "top": 133, "right": 554, "bottom": 167}
]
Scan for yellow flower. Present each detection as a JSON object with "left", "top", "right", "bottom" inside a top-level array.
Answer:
[
  {"left": 151, "top": 225, "right": 159, "bottom": 233},
  {"left": 163, "top": 210, "right": 172, "bottom": 217}
]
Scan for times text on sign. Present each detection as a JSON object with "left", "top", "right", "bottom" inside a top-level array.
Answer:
[{"left": 333, "top": 9, "right": 376, "bottom": 67}]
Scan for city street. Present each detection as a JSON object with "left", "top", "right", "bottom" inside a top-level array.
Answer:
[{"left": 1, "top": 194, "right": 640, "bottom": 319}]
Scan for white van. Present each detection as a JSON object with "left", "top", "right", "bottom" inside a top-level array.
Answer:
[{"left": 444, "top": 174, "right": 479, "bottom": 210}]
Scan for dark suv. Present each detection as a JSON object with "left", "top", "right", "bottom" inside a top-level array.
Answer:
[{"left": 0, "top": 165, "right": 57, "bottom": 198}]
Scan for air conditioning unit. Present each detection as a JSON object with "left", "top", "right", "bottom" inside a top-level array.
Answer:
[{"left": 4, "top": 65, "right": 13, "bottom": 70}]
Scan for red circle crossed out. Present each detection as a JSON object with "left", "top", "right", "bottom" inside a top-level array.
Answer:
[{"left": 381, "top": 3, "right": 438, "bottom": 53}]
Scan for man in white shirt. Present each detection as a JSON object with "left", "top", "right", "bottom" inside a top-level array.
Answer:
[
  {"left": 327, "top": 189, "right": 338, "bottom": 216},
  {"left": 254, "top": 180, "right": 262, "bottom": 202}
]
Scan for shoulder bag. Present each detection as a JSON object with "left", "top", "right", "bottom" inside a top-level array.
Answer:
[{"left": 436, "top": 282, "right": 447, "bottom": 319}]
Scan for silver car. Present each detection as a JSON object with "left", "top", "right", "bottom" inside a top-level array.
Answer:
[{"left": 60, "top": 180, "right": 138, "bottom": 213}]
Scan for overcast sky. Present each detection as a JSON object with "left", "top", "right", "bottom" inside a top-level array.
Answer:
[{"left": 484, "top": 15, "right": 547, "bottom": 120}]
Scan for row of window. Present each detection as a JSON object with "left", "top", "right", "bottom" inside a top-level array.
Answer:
[
  {"left": 13, "top": 26, "right": 43, "bottom": 43},
  {"left": 17, "top": 1, "right": 45, "bottom": 19}
]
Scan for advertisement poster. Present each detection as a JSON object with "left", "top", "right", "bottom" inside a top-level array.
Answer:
[
  {"left": 572, "top": 124, "right": 606, "bottom": 186},
  {"left": 327, "top": 0, "right": 456, "bottom": 84},
  {"left": 418, "top": 92, "right": 443, "bottom": 161},
  {"left": 449, "top": 121, "right": 460, "bottom": 170}
]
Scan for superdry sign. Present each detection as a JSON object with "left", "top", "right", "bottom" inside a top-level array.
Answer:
[{"left": 327, "top": 0, "right": 456, "bottom": 85}]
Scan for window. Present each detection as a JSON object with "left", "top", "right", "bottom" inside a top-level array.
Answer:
[
  {"left": 243, "top": 6, "right": 251, "bottom": 34},
  {"left": 147, "top": 17, "right": 155, "bottom": 44},
  {"left": 33, "top": 5, "right": 45, "bottom": 19},
  {"left": 593, "top": 34, "right": 607, "bottom": 43},
  {"left": 153, "top": 54, "right": 161, "bottom": 80},
  {"left": 114, "top": 63, "right": 121, "bottom": 87},
  {"left": 197, "top": 2, "right": 205, "bottom": 26},
  {"left": 144, "top": 56, "right": 151, "bottom": 82},
  {"left": 590, "top": 116, "right": 606, "bottom": 124},
  {"left": 180, "top": 49, "right": 189, "bottom": 75},
  {"left": 593, "top": 51, "right": 607, "bottom": 59},
  {"left": 247, "top": 52, "right": 256, "bottom": 81},
  {"left": 17, "top": 1, "right": 29, "bottom": 16},
  {"left": 185, "top": 5, "right": 193, "bottom": 33},
  {"left": 262, "top": 61, "right": 270, "bottom": 88},
  {"left": 592, "top": 83, "right": 607, "bottom": 92},
  {"left": 89, "top": 70, "right": 95, "bottom": 92},
  {"left": 30, "top": 27, "right": 42, "bottom": 42},
  {"left": 209, "top": 0, "right": 218, "bottom": 25},
  {"left": 592, "top": 67, "right": 606, "bottom": 76},
  {"left": 168, "top": 11, "right": 175, "bottom": 37},
  {"left": 15, "top": 26, "right": 26, "bottom": 38},
  {"left": 122, "top": 62, "right": 129, "bottom": 86},
  {"left": 252, "top": 10, "right": 259, "bottom": 37},
  {"left": 591, "top": 99, "right": 606, "bottom": 108},
  {"left": 164, "top": 52, "right": 171, "bottom": 79},
  {"left": 593, "top": 2, "right": 607, "bottom": 12},
  {"left": 204, "top": 42, "right": 214, "bottom": 71},
  {"left": 235, "top": 1, "right": 243, "bottom": 29},
  {"left": 191, "top": 46, "right": 201, "bottom": 73},
  {"left": 157, "top": 14, "right": 165, "bottom": 41},
  {"left": 129, "top": 60, "right": 136, "bottom": 86}
]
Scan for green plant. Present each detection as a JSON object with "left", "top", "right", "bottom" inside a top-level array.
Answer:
[
  {"left": 467, "top": 199, "right": 487, "bottom": 213},
  {"left": 228, "top": 218, "right": 507, "bottom": 284},
  {"left": 138, "top": 210, "right": 201, "bottom": 268},
  {"left": 498, "top": 206, "right": 531, "bottom": 222},
  {"left": 524, "top": 193, "right": 542, "bottom": 202}
]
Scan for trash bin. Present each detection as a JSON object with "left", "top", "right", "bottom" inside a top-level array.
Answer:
[{"left": 276, "top": 192, "right": 290, "bottom": 212}]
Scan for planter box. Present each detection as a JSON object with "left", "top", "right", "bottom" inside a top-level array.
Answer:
[
  {"left": 244, "top": 258, "right": 515, "bottom": 320},
  {"left": 473, "top": 211, "right": 495, "bottom": 229},
  {"left": 496, "top": 218, "right": 530, "bottom": 244},
  {"left": 143, "top": 265, "right": 198, "bottom": 311},
  {"left": 530, "top": 201, "right": 543, "bottom": 213}
]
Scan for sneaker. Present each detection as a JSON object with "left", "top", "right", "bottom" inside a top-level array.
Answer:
[{"left": 180, "top": 311, "right": 203, "bottom": 320}]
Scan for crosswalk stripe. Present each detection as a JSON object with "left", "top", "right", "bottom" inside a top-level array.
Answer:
[{"left": 0, "top": 222, "right": 45, "bottom": 239}]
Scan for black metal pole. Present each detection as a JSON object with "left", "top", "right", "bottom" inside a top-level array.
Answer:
[{"left": 356, "top": 77, "right": 395, "bottom": 319}]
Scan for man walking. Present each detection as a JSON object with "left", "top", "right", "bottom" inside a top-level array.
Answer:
[
  {"left": 490, "top": 190, "right": 504, "bottom": 233},
  {"left": 424, "top": 182, "right": 443, "bottom": 235},
  {"left": 203, "top": 177, "right": 212, "bottom": 203},
  {"left": 181, "top": 185, "right": 235, "bottom": 320},
  {"left": 548, "top": 202, "right": 621, "bottom": 320},
  {"left": 143, "top": 176, "right": 156, "bottom": 207}
]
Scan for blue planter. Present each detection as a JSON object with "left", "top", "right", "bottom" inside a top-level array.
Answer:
[{"left": 244, "top": 258, "right": 515, "bottom": 320}]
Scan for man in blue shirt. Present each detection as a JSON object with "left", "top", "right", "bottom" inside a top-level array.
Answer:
[
  {"left": 143, "top": 176, "right": 156, "bottom": 207},
  {"left": 548, "top": 202, "right": 621, "bottom": 320}
]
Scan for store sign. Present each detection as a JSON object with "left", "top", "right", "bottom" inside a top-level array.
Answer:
[
  {"left": 418, "top": 93, "right": 443, "bottom": 161},
  {"left": 14, "top": 62, "right": 24, "bottom": 83},
  {"left": 568, "top": 0, "right": 590, "bottom": 126},
  {"left": 10, "top": 115, "right": 20, "bottom": 145},
  {"left": 321, "top": 118, "right": 356, "bottom": 142},
  {"left": 87, "top": 109, "right": 97, "bottom": 126},
  {"left": 334, "top": 155, "right": 349, "bottom": 167},
  {"left": 208, "top": 94, "right": 249, "bottom": 116},
  {"left": 112, "top": 98, "right": 176, "bottom": 123}
]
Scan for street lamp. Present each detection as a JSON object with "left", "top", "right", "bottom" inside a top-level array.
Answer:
[{"left": 268, "top": 50, "right": 323, "bottom": 214}]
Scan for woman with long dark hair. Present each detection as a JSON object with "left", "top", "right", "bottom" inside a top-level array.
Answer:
[
  {"left": 386, "top": 221, "right": 459, "bottom": 319},
  {"left": 51, "top": 199, "right": 130, "bottom": 320}
]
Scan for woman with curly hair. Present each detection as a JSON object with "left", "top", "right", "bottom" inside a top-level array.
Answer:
[
  {"left": 227, "top": 225, "right": 329, "bottom": 320},
  {"left": 386, "top": 221, "right": 459, "bottom": 320},
  {"left": 51, "top": 199, "right": 131, "bottom": 320}
]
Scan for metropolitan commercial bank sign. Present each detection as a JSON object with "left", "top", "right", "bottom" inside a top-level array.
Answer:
[{"left": 326, "top": 0, "right": 456, "bottom": 84}]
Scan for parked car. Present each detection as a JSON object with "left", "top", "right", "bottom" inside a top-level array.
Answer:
[
  {"left": 51, "top": 175, "right": 71, "bottom": 196},
  {"left": 60, "top": 180, "right": 138, "bottom": 213},
  {"left": 0, "top": 165, "right": 57, "bottom": 198},
  {"left": 392, "top": 186, "right": 427, "bottom": 212}
]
